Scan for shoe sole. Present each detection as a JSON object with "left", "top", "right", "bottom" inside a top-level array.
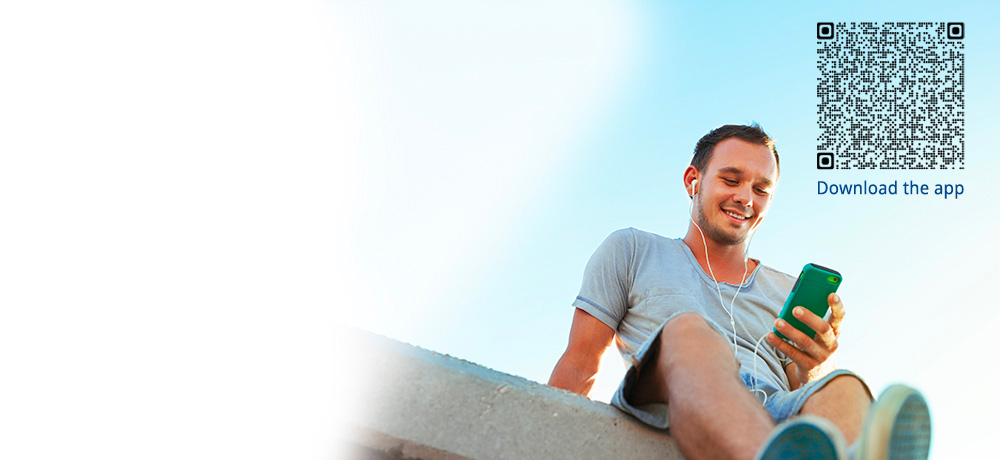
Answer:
[
  {"left": 756, "top": 415, "right": 847, "bottom": 460},
  {"left": 858, "top": 384, "right": 932, "bottom": 460}
]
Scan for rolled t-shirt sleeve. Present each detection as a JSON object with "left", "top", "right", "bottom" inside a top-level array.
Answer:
[{"left": 571, "top": 228, "right": 635, "bottom": 331}]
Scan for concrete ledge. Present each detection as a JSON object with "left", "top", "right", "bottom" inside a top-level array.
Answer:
[{"left": 349, "top": 329, "right": 681, "bottom": 460}]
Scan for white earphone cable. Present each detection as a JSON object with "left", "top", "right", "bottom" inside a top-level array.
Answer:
[{"left": 688, "top": 180, "right": 771, "bottom": 405}]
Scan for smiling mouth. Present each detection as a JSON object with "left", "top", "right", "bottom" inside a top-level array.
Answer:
[{"left": 723, "top": 209, "right": 751, "bottom": 221}]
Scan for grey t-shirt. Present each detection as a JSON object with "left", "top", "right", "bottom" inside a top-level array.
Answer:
[{"left": 573, "top": 227, "right": 797, "bottom": 392}]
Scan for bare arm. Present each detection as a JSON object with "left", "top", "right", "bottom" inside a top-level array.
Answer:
[{"left": 547, "top": 308, "right": 615, "bottom": 397}]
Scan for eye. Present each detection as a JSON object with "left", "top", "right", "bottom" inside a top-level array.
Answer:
[
  {"left": 755, "top": 187, "right": 771, "bottom": 196},
  {"left": 722, "top": 178, "right": 738, "bottom": 185}
]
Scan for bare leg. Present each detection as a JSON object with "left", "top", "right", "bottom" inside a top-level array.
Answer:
[
  {"left": 629, "top": 313, "right": 775, "bottom": 460},
  {"left": 798, "top": 374, "right": 872, "bottom": 444}
]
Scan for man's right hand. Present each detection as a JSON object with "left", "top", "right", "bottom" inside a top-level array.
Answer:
[{"left": 547, "top": 308, "right": 615, "bottom": 396}]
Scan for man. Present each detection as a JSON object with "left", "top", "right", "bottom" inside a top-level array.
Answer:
[{"left": 548, "top": 124, "right": 931, "bottom": 460}]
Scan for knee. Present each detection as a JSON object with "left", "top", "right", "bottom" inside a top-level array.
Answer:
[
  {"left": 660, "top": 312, "right": 717, "bottom": 341},
  {"left": 654, "top": 312, "right": 739, "bottom": 377},
  {"left": 658, "top": 312, "right": 732, "bottom": 357}
]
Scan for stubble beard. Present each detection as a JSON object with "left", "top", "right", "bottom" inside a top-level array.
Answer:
[{"left": 694, "top": 194, "right": 749, "bottom": 246}]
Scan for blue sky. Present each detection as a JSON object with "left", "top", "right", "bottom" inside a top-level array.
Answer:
[
  {"left": 334, "top": 1, "right": 1000, "bottom": 458},
  {"left": 2, "top": 1, "right": 997, "bottom": 458}
]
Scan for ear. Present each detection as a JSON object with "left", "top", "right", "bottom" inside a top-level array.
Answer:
[{"left": 683, "top": 166, "right": 700, "bottom": 198}]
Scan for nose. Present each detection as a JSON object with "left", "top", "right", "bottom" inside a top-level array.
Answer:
[{"left": 733, "top": 184, "right": 754, "bottom": 208}]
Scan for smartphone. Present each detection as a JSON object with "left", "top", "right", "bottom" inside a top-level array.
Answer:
[{"left": 774, "top": 263, "right": 842, "bottom": 341}]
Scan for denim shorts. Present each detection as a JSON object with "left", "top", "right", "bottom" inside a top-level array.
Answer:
[{"left": 610, "top": 311, "right": 874, "bottom": 430}]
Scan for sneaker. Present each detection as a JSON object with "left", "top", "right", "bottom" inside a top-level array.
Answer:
[
  {"left": 854, "top": 384, "right": 932, "bottom": 460},
  {"left": 755, "top": 415, "right": 848, "bottom": 460}
]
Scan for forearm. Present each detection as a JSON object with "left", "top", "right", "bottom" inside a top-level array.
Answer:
[
  {"left": 548, "top": 353, "right": 600, "bottom": 396},
  {"left": 548, "top": 308, "right": 615, "bottom": 396}
]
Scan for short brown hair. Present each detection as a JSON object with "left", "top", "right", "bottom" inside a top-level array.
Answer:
[{"left": 690, "top": 123, "right": 779, "bottom": 175}]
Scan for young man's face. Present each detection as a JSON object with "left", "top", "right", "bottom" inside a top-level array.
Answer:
[{"left": 690, "top": 138, "right": 778, "bottom": 246}]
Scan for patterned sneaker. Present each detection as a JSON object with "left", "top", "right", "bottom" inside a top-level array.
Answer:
[
  {"left": 854, "top": 384, "right": 932, "bottom": 460},
  {"left": 755, "top": 415, "right": 848, "bottom": 460}
]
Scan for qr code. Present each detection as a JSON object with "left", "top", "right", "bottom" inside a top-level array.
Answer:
[{"left": 817, "top": 22, "right": 965, "bottom": 170}]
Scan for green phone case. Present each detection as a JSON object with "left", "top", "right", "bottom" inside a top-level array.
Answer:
[{"left": 774, "top": 263, "right": 842, "bottom": 341}]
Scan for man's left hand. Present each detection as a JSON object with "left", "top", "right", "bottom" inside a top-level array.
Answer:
[{"left": 767, "top": 292, "right": 845, "bottom": 384}]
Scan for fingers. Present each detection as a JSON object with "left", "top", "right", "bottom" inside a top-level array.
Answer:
[
  {"left": 766, "top": 331, "right": 815, "bottom": 370},
  {"left": 772, "top": 315, "right": 836, "bottom": 360},
  {"left": 827, "top": 293, "right": 845, "bottom": 337},
  {"left": 792, "top": 306, "right": 838, "bottom": 351},
  {"left": 768, "top": 297, "right": 844, "bottom": 384}
]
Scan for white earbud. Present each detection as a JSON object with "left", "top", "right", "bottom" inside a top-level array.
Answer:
[{"left": 690, "top": 179, "right": 699, "bottom": 196}]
